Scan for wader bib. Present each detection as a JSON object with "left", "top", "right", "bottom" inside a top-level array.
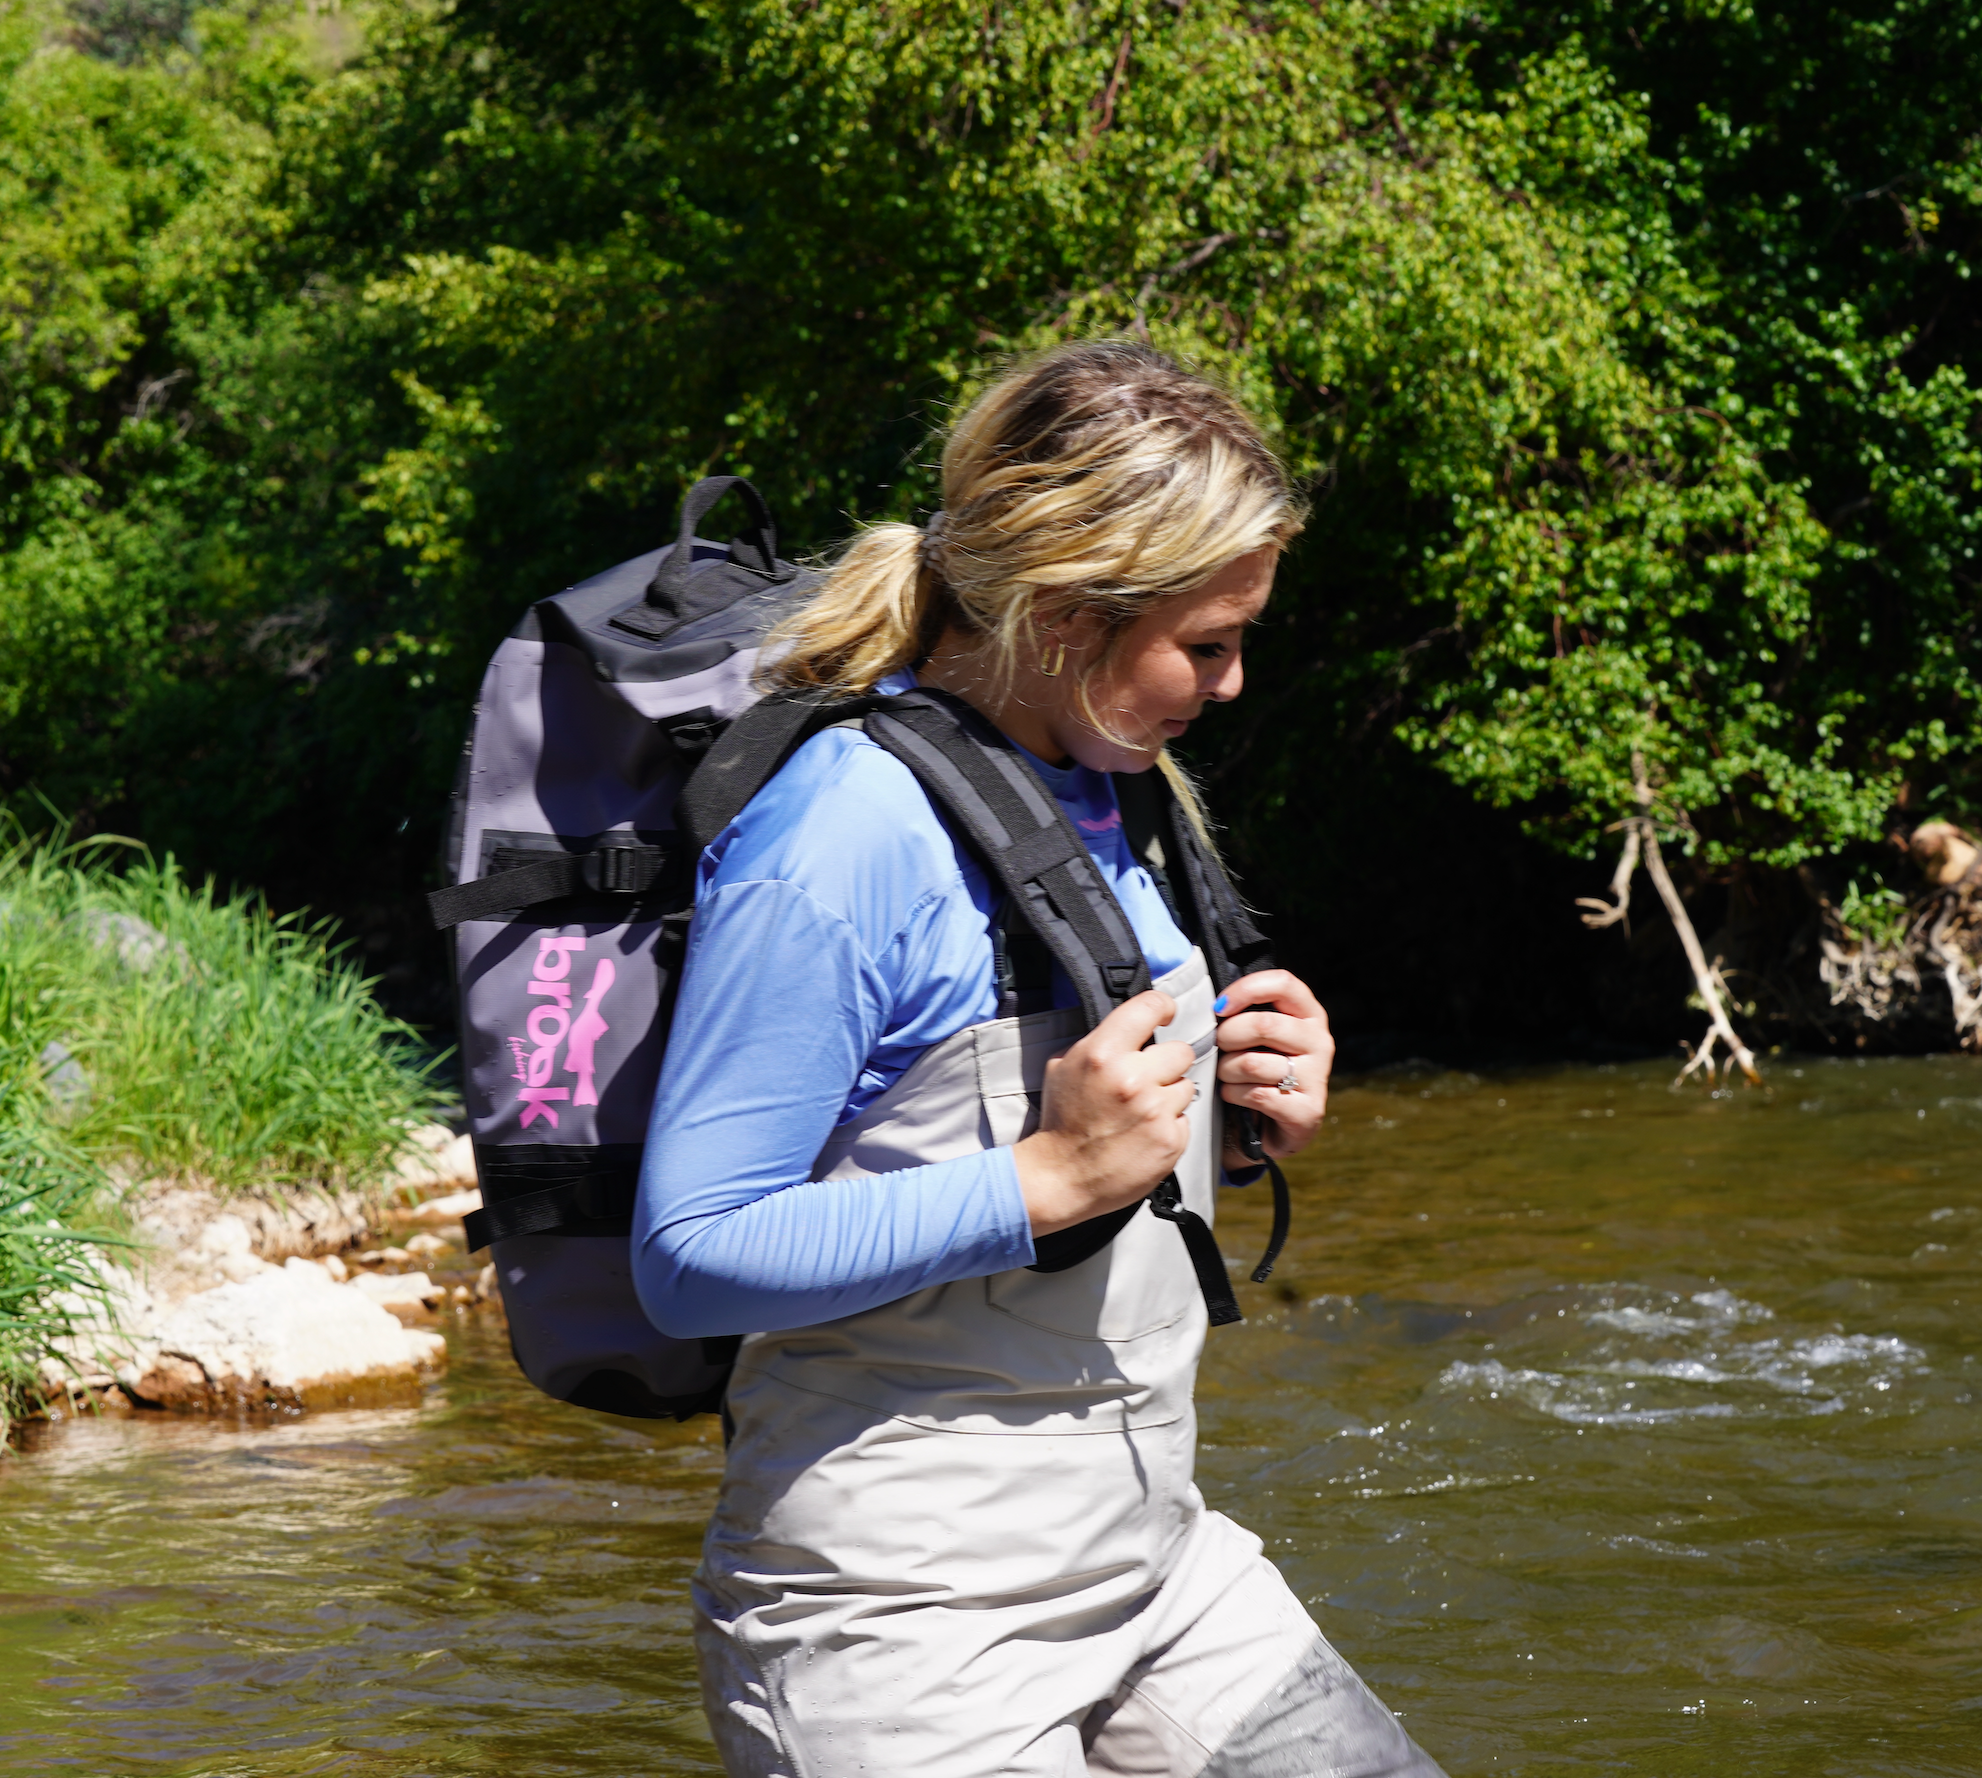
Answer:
[{"left": 695, "top": 948, "right": 1444, "bottom": 1777}]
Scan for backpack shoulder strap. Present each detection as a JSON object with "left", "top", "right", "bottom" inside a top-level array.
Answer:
[
  {"left": 861, "top": 689, "right": 1151, "bottom": 1031},
  {"left": 1113, "top": 766, "right": 1274, "bottom": 992},
  {"left": 677, "top": 690, "right": 884, "bottom": 857}
]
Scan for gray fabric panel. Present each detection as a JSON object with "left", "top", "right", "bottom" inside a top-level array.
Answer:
[{"left": 1197, "top": 1636, "right": 1447, "bottom": 1778}]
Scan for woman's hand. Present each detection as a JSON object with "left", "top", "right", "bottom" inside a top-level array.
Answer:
[
  {"left": 1214, "top": 970, "right": 1333, "bottom": 1163},
  {"left": 1013, "top": 990, "right": 1195, "bottom": 1237}
]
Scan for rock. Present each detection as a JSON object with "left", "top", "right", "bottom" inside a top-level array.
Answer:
[
  {"left": 347, "top": 1270, "right": 445, "bottom": 1320},
  {"left": 391, "top": 1126, "right": 477, "bottom": 1195},
  {"left": 132, "top": 1181, "right": 372, "bottom": 1303},
  {"left": 398, "top": 1185, "right": 483, "bottom": 1225},
  {"left": 352, "top": 1246, "right": 411, "bottom": 1268},
  {"left": 1908, "top": 820, "right": 1980, "bottom": 888},
  {"left": 116, "top": 1259, "right": 445, "bottom": 1410},
  {"left": 37, "top": 1039, "right": 90, "bottom": 1115},
  {"left": 72, "top": 909, "right": 191, "bottom": 975},
  {"left": 450, "top": 1284, "right": 473, "bottom": 1306},
  {"left": 403, "top": 1231, "right": 451, "bottom": 1260},
  {"left": 321, "top": 1252, "right": 349, "bottom": 1282},
  {"left": 475, "top": 1262, "right": 497, "bottom": 1303}
]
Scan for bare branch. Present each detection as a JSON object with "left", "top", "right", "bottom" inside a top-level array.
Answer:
[{"left": 1575, "top": 824, "right": 1640, "bottom": 932}]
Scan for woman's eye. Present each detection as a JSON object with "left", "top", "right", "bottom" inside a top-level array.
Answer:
[{"left": 1189, "top": 642, "right": 1229, "bottom": 661}]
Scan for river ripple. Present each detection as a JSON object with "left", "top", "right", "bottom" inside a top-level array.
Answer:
[{"left": 4, "top": 1054, "right": 1978, "bottom": 1774}]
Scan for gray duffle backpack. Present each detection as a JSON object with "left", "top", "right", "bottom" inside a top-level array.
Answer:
[{"left": 431, "top": 476, "right": 1290, "bottom": 1421}]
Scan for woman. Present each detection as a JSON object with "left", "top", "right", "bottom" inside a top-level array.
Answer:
[{"left": 633, "top": 342, "right": 1445, "bottom": 1778}]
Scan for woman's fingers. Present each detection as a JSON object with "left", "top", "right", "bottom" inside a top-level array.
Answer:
[
  {"left": 1217, "top": 1049, "right": 1308, "bottom": 1089},
  {"left": 1213, "top": 969, "right": 1334, "bottom": 1159},
  {"left": 1213, "top": 968, "right": 1324, "bottom": 1023},
  {"left": 1214, "top": 1007, "right": 1321, "bottom": 1056}
]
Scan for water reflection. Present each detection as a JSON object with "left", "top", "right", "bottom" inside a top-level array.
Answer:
[{"left": 4, "top": 1053, "right": 1979, "bottom": 1774}]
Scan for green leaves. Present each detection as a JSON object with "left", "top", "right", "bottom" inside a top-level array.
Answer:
[{"left": 0, "top": 0, "right": 1977, "bottom": 979}]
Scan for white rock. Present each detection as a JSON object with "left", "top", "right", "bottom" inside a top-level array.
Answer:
[
  {"left": 399, "top": 1185, "right": 482, "bottom": 1225},
  {"left": 321, "top": 1252, "right": 349, "bottom": 1282},
  {"left": 116, "top": 1259, "right": 445, "bottom": 1410},
  {"left": 391, "top": 1127, "right": 477, "bottom": 1193},
  {"left": 403, "top": 1231, "right": 450, "bottom": 1259},
  {"left": 347, "top": 1270, "right": 445, "bottom": 1319}
]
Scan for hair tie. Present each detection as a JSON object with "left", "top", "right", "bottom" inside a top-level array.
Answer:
[{"left": 919, "top": 511, "right": 947, "bottom": 570}]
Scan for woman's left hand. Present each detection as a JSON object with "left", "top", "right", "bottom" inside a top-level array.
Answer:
[{"left": 1213, "top": 969, "right": 1333, "bottom": 1163}]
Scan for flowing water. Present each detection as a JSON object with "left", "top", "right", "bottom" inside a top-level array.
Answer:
[{"left": 5, "top": 1054, "right": 1981, "bottom": 1775}]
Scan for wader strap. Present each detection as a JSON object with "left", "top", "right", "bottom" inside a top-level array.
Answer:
[
  {"left": 427, "top": 843, "right": 671, "bottom": 930},
  {"left": 862, "top": 689, "right": 1152, "bottom": 1030}
]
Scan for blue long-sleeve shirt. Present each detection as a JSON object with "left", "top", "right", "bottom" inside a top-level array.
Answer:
[{"left": 631, "top": 696, "right": 1193, "bottom": 1339}]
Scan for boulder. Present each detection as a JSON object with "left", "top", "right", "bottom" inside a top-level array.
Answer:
[
  {"left": 347, "top": 1270, "right": 446, "bottom": 1320},
  {"left": 133, "top": 1181, "right": 371, "bottom": 1301},
  {"left": 398, "top": 1185, "right": 482, "bottom": 1226},
  {"left": 116, "top": 1259, "right": 445, "bottom": 1410},
  {"left": 392, "top": 1125, "right": 477, "bottom": 1195}
]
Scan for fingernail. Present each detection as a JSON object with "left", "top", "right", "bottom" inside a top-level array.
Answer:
[{"left": 1212, "top": 995, "right": 1228, "bottom": 1014}]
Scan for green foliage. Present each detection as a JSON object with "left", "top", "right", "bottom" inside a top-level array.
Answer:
[
  {"left": 0, "top": 0, "right": 1975, "bottom": 1022},
  {"left": 0, "top": 821, "right": 441, "bottom": 1190},
  {"left": 0, "top": 1128, "right": 110, "bottom": 1434}
]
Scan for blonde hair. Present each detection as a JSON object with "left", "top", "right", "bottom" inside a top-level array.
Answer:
[{"left": 766, "top": 340, "right": 1305, "bottom": 721}]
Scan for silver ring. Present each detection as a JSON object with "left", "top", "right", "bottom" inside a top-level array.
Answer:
[{"left": 1274, "top": 1063, "right": 1299, "bottom": 1095}]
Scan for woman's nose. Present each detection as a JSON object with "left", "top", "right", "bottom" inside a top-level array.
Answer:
[{"left": 1203, "top": 653, "right": 1244, "bottom": 704}]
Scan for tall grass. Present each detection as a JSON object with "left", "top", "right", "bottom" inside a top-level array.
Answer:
[
  {"left": 0, "top": 1128, "right": 112, "bottom": 1438},
  {"left": 0, "top": 820, "right": 444, "bottom": 1427},
  {"left": 0, "top": 822, "right": 443, "bottom": 1191}
]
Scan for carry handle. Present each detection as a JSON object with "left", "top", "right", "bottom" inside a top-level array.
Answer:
[{"left": 647, "top": 476, "right": 780, "bottom": 609}]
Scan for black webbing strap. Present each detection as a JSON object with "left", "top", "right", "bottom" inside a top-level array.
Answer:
[
  {"left": 862, "top": 690, "right": 1151, "bottom": 1029},
  {"left": 427, "top": 843, "right": 670, "bottom": 930},
  {"left": 461, "top": 1143, "right": 642, "bottom": 1250},
  {"left": 1148, "top": 1173, "right": 1242, "bottom": 1326},
  {"left": 862, "top": 690, "right": 1238, "bottom": 1292}
]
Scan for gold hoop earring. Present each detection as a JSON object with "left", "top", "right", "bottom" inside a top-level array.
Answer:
[{"left": 1040, "top": 640, "right": 1066, "bottom": 678}]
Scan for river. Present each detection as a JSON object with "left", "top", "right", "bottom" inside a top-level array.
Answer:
[{"left": 4, "top": 1054, "right": 1978, "bottom": 1774}]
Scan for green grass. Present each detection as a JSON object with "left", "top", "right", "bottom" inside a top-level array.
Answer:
[
  {"left": 0, "top": 819, "right": 445, "bottom": 1428},
  {"left": 0, "top": 1128, "right": 114, "bottom": 1437}
]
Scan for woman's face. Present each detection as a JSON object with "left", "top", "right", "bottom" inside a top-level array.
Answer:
[{"left": 1044, "top": 547, "right": 1278, "bottom": 774}]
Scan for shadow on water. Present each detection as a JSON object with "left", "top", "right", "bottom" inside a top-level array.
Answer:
[{"left": 5, "top": 1053, "right": 1981, "bottom": 1774}]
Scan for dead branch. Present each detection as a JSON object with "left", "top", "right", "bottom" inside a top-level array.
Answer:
[
  {"left": 1575, "top": 823, "right": 1640, "bottom": 932},
  {"left": 1583, "top": 755, "right": 1761, "bottom": 1087}
]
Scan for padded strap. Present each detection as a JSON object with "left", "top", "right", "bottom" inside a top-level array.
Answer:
[
  {"left": 862, "top": 689, "right": 1152, "bottom": 1029},
  {"left": 678, "top": 691, "right": 885, "bottom": 857}
]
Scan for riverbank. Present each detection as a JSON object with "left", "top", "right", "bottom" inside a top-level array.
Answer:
[
  {"left": 31, "top": 1127, "right": 494, "bottom": 1419},
  {"left": 0, "top": 825, "right": 450, "bottom": 1429}
]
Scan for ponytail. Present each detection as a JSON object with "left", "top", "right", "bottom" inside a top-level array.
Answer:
[{"left": 765, "top": 523, "right": 944, "bottom": 697}]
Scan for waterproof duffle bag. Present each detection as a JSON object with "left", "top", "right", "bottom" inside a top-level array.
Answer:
[{"left": 431, "top": 476, "right": 1290, "bottom": 1421}]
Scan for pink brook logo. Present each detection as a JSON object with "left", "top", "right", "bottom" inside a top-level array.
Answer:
[{"left": 509, "top": 933, "right": 614, "bottom": 1129}]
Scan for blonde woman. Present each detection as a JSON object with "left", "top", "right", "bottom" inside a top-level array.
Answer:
[{"left": 633, "top": 342, "right": 1444, "bottom": 1777}]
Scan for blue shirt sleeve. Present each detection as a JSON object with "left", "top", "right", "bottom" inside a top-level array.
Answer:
[{"left": 632, "top": 730, "right": 1036, "bottom": 1338}]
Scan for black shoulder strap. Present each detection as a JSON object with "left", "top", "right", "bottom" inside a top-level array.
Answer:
[
  {"left": 861, "top": 689, "right": 1151, "bottom": 1029},
  {"left": 677, "top": 690, "right": 884, "bottom": 856},
  {"left": 1115, "top": 764, "right": 1290, "bottom": 1287},
  {"left": 1112, "top": 766, "right": 1274, "bottom": 992}
]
